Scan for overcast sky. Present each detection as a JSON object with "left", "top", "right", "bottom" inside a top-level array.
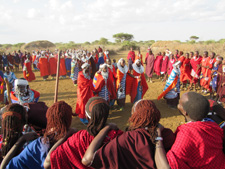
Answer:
[{"left": 1, "top": 0, "right": 225, "bottom": 44}]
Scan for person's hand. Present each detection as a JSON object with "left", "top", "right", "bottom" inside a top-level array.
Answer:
[
  {"left": 156, "top": 123, "right": 164, "bottom": 136},
  {"left": 108, "top": 123, "right": 118, "bottom": 130},
  {"left": 21, "top": 132, "right": 38, "bottom": 142}
]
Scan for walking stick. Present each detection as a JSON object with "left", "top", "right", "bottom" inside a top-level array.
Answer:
[
  {"left": 54, "top": 50, "right": 61, "bottom": 103},
  {"left": 4, "top": 78, "right": 11, "bottom": 104}
]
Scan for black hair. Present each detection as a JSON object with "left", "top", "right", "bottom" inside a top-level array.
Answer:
[{"left": 183, "top": 92, "right": 209, "bottom": 121}]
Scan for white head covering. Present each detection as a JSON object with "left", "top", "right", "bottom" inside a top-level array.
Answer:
[{"left": 81, "top": 63, "right": 89, "bottom": 69}]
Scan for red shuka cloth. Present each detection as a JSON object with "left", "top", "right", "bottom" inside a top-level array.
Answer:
[
  {"left": 180, "top": 58, "right": 192, "bottom": 83},
  {"left": 59, "top": 58, "right": 67, "bottom": 76},
  {"left": 38, "top": 57, "right": 49, "bottom": 77},
  {"left": 48, "top": 57, "right": 57, "bottom": 75},
  {"left": 154, "top": 55, "right": 163, "bottom": 75},
  {"left": 130, "top": 69, "right": 148, "bottom": 103},
  {"left": 127, "top": 51, "right": 135, "bottom": 62},
  {"left": 75, "top": 72, "right": 95, "bottom": 118},
  {"left": 145, "top": 53, "right": 155, "bottom": 78},
  {"left": 161, "top": 56, "right": 169, "bottom": 74},
  {"left": 91, "top": 128, "right": 175, "bottom": 169},
  {"left": 190, "top": 56, "right": 202, "bottom": 83},
  {"left": 167, "top": 121, "right": 225, "bottom": 169},
  {"left": 93, "top": 72, "right": 116, "bottom": 100},
  {"left": 216, "top": 64, "right": 225, "bottom": 102},
  {"left": 23, "top": 60, "right": 35, "bottom": 82},
  {"left": 168, "top": 59, "right": 175, "bottom": 75},
  {"left": 50, "top": 129, "right": 123, "bottom": 169}
]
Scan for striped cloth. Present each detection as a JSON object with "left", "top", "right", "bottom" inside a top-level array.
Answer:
[
  {"left": 70, "top": 61, "right": 79, "bottom": 81},
  {"left": 99, "top": 81, "right": 109, "bottom": 101}
]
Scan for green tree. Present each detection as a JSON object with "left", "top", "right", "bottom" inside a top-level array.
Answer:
[
  {"left": 113, "top": 33, "right": 134, "bottom": 43},
  {"left": 99, "top": 37, "right": 108, "bottom": 45},
  {"left": 190, "top": 36, "right": 199, "bottom": 41}
]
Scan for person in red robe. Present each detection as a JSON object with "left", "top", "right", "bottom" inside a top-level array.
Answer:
[
  {"left": 174, "top": 49, "right": 180, "bottom": 60},
  {"left": 98, "top": 46, "right": 103, "bottom": 53},
  {"left": 167, "top": 54, "right": 176, "bottom": 76},
  {"left": 31, "top": 51, "right": 38, "bottom": 70},
  {"left": 127, "top": 48, "right": 135, "bottom": 71},
  {"left": 154, "top": 52, "right": 163, "bottom": 78},
  {"left": 145, "top": 50, "right": 155, "bottom": 83},
  {"left": 37, "top": 53, "right": 49, "bottom": 80},
  {"left": 135, "top": 50, "right": 143, "bottom": 65},
  {"left": 75, "top": 63, "right": 95, "bottom": 124},
  {"left": 200, "top": 51, "right": 209, "bottom": 92},
  {"left": 130, "top": 59, "right": 148, "bottom": 103},
  {"left": 59, "top": 53, "right": 67, "bottom": 78},
  {"left": 201, "top": 52, "right": 215, "bottom": 94},
  {"left": 216, "top": 59, "right": 225, "bottom": 103},
  {"left": 179, "top": 53, "right": 192, "bottom": 90},
  {"left": 23, "top": 55, "right": 35, "bottom": 82},
  {"left": 7, "top": 53, "right": 14, "bottom": 71},
  {"left": 155, "top": 92, "right": 225, "bottom": 169},
  {"left": 44, "top": 97, "right": 123, "bottom": 169},
  {"left": 48, "top": 53, "right": 57, "bottom": 79},
  {"left": 82, "top": 100, "right": 175, "bottom": 169},
  {"left": 93, "top": 64, "right": 116, "bottom": 103},
  {"left": 190, "top": 51, "right": 202, "bottom": 91},
  {"left": 161, "top": 51, "right": 169, "bottom": 80}
]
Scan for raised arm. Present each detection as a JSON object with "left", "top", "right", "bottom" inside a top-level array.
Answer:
[
  {"left": 82, "top": 124, "right": 117, "bottom": 166},
  {"left": 44, "top": 128, "right": 78, "bottom": 169}
]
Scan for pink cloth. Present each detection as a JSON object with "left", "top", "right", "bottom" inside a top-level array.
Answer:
[
  {"left": 145, "top": 53, "right": 155, "bottom": 78},
  {"left": 161, "top": 56, "right": 169, "bottom": 74}
]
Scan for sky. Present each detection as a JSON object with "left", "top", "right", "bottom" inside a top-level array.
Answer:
[{"left": 0, "top": 0, "right": 225, "bottom": 44}]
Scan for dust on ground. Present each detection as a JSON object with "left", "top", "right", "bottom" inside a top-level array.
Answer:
[{"left": 14, "top": 50, "right": 185, "bottom": 132}]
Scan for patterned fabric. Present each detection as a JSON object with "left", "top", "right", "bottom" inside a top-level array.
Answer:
[
  {"left": 98, "top": 80, "right": 109, "bottom": 101},
  {"left": 117, "top": 73, "right": 126, "bottom": 99},
  {"left": 4, "top": 72, "right": 17, "bottom": 86},
  {"left": 70, "top": 60, "right": 79, "bottom": 81},
  {"left": 212, "top": 63, "right": 219, "bottom": 91},
  {"left": 167, "top": 121, "right": 225, "bottom": 169}
]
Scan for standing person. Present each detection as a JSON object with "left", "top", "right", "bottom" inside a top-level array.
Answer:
[
  {"left": 145, "top": 49, "right": 155, "bottom": 83},
  {"left": 65, "top": 53, "right": 72, "bottom": 77},
  {"left": 216, "top": 59, "right": 225, "bottom": 103},
  {"left": 97, "top": 53, "right": 105, "bottom": 70},
  {"left": 48, "top": 53, "right": 57, "bottom": 80},
  {"left": 190, "top": 51, "right": 202, "bottom": 91},
  {"left": 82, "top": 100, "right": 175, "bottom": 169},
  {"left": 3, "top": 101, "right": 76, "bottom": 169},
  {"left": 2, "top": 53, "right": 8, "bottom": 68},
  {"left": 70, "top": 54, "right": 80, "bottom": 86},
  {"left": 75, "top": 63, "right": 95, "bottom": 124},
  {"left": 130, "top": 60, "right": 148, "bottom": 103},
  {"left": 154, "top": 52, "right": 163, "bottom": 79},
  {"left": 59, "top": 53, "right": 67, "bottom": 78},
  {"left": 88, "top": 52, "right": 97, "bottom": 79},
  {"left": 127, "top": 47, "right": 135, "bottom": 71},
  {"left": 7, "top": 53, "right": 14, "bottom": 71},
  {"left": 44, "top": 97, "right": 123, "bottom": 169},
  {"left": 155, "top": 92, "right": 225, "bottom": 169},
  {"left": 167, "top": 54, "right": 176, "bottom": 76},
  {"left": 112, "top": 59, "right": 117, "bottom": 70},
  {"left": 98, "top": 46, "right": 103, "bottom": 53},
  {"left": 93, "top": 64, "right": 116, "bottom": 103},
  {"left": 135, "top": 50, "right": 143, "bottom": 65},
  {"left": 31, "top": 51, "right": 38, "bottom": 70},
  {"left": 180, "top": 53, "right": 192, "bottom": 90},
  {"left": 23, "top": 55, "right": 35, "bottom": 82},
  {"left": 116, "top": 59, "right": 129, "bottom": 110},
  {"left": 21, "top": 52, "right": 27, "bottom": 69},
  {"left": 161, "top": 50, "right": 170, "bottom": 80},
  {"left": 211, "top": 56, "right": 223, "bottom": 99},
  {"left": 38, "top": 53, "right": 49, "bottom": 81},
  {"left": 174, "top": 49, "right": 180, "bottom": 60},
  {"left": 200, "top": 51, "right": 209, "bottom": 93},
  {"left": 13, "top": 51, "right": 20, "bottom": 72}
]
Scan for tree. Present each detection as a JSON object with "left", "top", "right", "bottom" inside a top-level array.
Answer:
[
  {"left": 113, "top": 33, "right": 134, "bottom": 43},
  {"left": 190, "top": 36, "right": 199, "bottom": 41},
  {"left": 99, "top": 37, "right": 108, "bottom": 45}
]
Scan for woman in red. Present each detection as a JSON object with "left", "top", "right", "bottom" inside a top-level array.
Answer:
[
  {"left": 154, "top": 52, "right": 163, "bottom": 79},
  {"left": 44, "top": 97, "right": 123, "bottom": 169},
  {"left": 23, "top": 55, "right": 35, "bottom": 82}
]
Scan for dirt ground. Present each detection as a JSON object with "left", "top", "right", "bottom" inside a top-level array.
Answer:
[{"left": 14, "top": 50, "right": 186, "bottom": 132}]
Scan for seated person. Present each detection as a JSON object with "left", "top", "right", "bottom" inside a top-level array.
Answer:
[
  {"left": 82, "top": 99, "right": 175, "bottom": 169},
  {"left": 155, "top": 92, "right": 225, "bottom": 169},
  {"left": 44, "top": 96, "right": 123, "bottom": 169},
  {"left": 2, "top": 101, "right": 76, "bottom": 169}
]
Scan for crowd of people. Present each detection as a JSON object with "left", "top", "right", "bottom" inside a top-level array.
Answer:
[{"left": 0, "top": 46, "right": 224, "bottom": 168}]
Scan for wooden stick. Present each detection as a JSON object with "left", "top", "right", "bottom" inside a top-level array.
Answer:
[
  {"left": 54, "top": 50, "right": 61, "bottom": 103},
  {"left": 4, "top": 78, "right": 11, "bottom": 104}
]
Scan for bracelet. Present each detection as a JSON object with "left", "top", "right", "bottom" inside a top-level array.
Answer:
[{"left": 155, "top": 137, "right": 163, "bottom": 141}]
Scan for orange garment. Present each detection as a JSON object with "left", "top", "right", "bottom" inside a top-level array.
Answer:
[
  {"left": 135, "top": 54, "right": 143, "bottom": 65},
  {"left": 59, "top": 57, "right": 67, "bottom": 76},
  {"left": 23, "top": 59, "right": 35, "bottom": 82}
]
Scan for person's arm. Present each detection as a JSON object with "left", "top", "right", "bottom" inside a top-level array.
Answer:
[
  {"left": 0, "top": 132, "right": 38, "bottom": 169},
  {"left": 44, "top": 128, "right": 78, "bottom": 169},
  {"left": 155, "top": 125, "right": 171, "bottom": 169},
  {"left": 82, "top": 124, "right": 117, "bottom": 166}
]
